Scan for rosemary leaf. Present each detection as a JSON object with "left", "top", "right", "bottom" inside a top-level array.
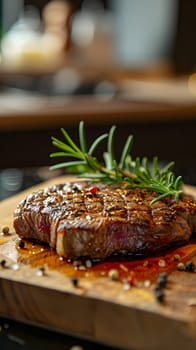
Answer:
[
  {"left": 79, "top": 121, "right": 87, "bottom": 153},
  {"left": 103, "top": 152, "right": 112, "bottom": 169},
  {"left": 174, "top": 176, "right": 183, "bottom": 190},
  {"left": 88, "top": 133, "right": 108, "bottom": 155},
  {"left": 78, "top": 173, "right": 107, "bottom": 179},
  {"left": 142, "top": 157, "right": 151, "bottom": 178},
  {"left": 51, "top": 137, "right": 76, "bottom": 154},
  {"left": 152, "top": 156, "right": 160, "bottom": 178},
  {"left": 61, "top": 128, "right": 83, "bottom": 157},
  {"left": 107, "top": 125, "right": 116, "bottom": 168},
  {"left": 135, "top": 157, "right": 148, "bottom": 182},
  {"left": 162, "top": 161, "right": 175, "bottom": 174},
  {"left": 150, "top": 192, "right": 174, "bottom": 204},
  {"left": 119, "top": 135, "right": 133, "bottom": 170},
  {"left": 124, "top": 155, "right": 132, "bottom": 171},
  {"left": 50, "top": 151, "right": 83, "bottom": 159},
  {"left": 50, "top": 160, "right": 86, "bottom": 170}
]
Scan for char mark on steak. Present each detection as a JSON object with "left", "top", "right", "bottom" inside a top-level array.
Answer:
[{"left": 13, "top": 181, "right": 196, "bottom": 259}]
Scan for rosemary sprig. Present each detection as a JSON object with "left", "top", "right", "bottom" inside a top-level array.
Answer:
[{"left": 50, "top": 121, "right": 183, "bottom": 204}]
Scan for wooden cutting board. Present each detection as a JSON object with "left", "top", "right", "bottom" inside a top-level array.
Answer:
[{"left": 0, "top": 176, "right": 196, "bottom": 350}]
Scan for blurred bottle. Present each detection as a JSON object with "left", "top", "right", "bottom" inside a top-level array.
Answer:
[
  {"left": 1, "top": 0, "right": 23, "bottom": 33},
  {"left": 111, "top": 0, "right": 178, "bottom": 68},
  {"left": 70, "top": 0, "right": 113, "bottom": 66},
  {"left": 42, "top": 0, "right": 72, "bottom": 53}
]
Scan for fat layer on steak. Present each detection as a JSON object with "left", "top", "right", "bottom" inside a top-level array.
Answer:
[{"left": 13, "top": 181, "right": 196, "bottom": 259}]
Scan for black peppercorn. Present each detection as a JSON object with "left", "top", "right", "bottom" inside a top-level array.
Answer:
[
  {"left": 156, "top": 278, "right": 166, "bottom": 289},
  {"left": 156, "top": 272, "right": 167, "bottom": 288},
  {"left": 18, "top": 240, "right": 25, "bottom": 249},
  {"left": 0, "top": 260, "right": 6, "bottom": 268},
  {"left": 159, "top": 272, "right": 167, "bottom": 279},
  {"left": 71, "top": 276, "right": 79, "bottom": 287},
  {"left": 185, "top": 261, "right": 195, "bottom": 273},
  {"left": 1, "top": 226, "right": 10, "bottom": 235},
  {"left": 72, "top": 185, "right": 81, "bottom": 193},
  {"left": 154, "top": 287, "right": 164, "bottom": 303}
]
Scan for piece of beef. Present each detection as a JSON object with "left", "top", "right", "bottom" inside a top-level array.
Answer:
[{"left": 13, "top": 181, "right": 196, "bottom": 259}]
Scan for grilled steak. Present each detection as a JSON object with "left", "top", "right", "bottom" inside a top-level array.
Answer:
[{"left": 13, "top": 181, "right": 196, "bottom": 259}]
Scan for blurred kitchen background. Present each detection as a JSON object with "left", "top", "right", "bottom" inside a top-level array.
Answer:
[{"left": 1, "top": 0, "right": 196, "bottom": 199}]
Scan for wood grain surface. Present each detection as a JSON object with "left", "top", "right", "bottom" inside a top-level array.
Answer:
[{"left": 0, "top": 176, "right": 196, "bottom": 350}]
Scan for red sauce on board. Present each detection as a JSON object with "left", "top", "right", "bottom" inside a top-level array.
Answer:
[{"left": 16, "top": 236, "right": 196, "bottom": 283}]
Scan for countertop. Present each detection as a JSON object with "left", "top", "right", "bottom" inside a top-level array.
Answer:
[
  {"left": 0, "top": 77, "right": 196, "bottom": 131},
  {"left": 0, "top": 317, "right": 121, "bottom": 350},
  {"left": 0, "top": 75, "right": 196, "bottom": 172}
]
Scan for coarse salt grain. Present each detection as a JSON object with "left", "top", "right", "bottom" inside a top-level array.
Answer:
[
  {"left": 73, "top": 260, "right": 82, "bottom": 267},
  {"left": 100, "top": 271, "right": 106, "bottom": 276},
  {"left": 158, "top": 259, "right": 166, "bottom": 267},
  {"left": 85, "top": 260, "right": 92, "bottom": 268},
  {"left": 144, "top": 279, "right": 151, "bottom": 288},
  {"left": 123, "top": 283, "right": 130, "bottom": 291},
  {"left": 36, "top": 267, "right": 45, "bottom": 276},
  {"left": 11, "top": 263, "right": 20, "bottom": 271}
]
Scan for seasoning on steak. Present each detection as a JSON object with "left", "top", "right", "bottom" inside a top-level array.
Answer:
[{"left": 13, "top": 181, "right": 196, "bottom": 259}]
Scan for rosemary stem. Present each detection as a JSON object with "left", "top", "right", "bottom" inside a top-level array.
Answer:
[{"left": 50, "top": 122, "right": 183, "bottom": 203}]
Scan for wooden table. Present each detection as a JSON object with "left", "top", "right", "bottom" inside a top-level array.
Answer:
[{"left": 0, "top": 316, "right": 118, "bottom": 350}]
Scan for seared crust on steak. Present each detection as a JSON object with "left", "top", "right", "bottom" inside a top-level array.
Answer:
[{"left": 13, "top": 182, "right": 196, "bottom": 259}]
